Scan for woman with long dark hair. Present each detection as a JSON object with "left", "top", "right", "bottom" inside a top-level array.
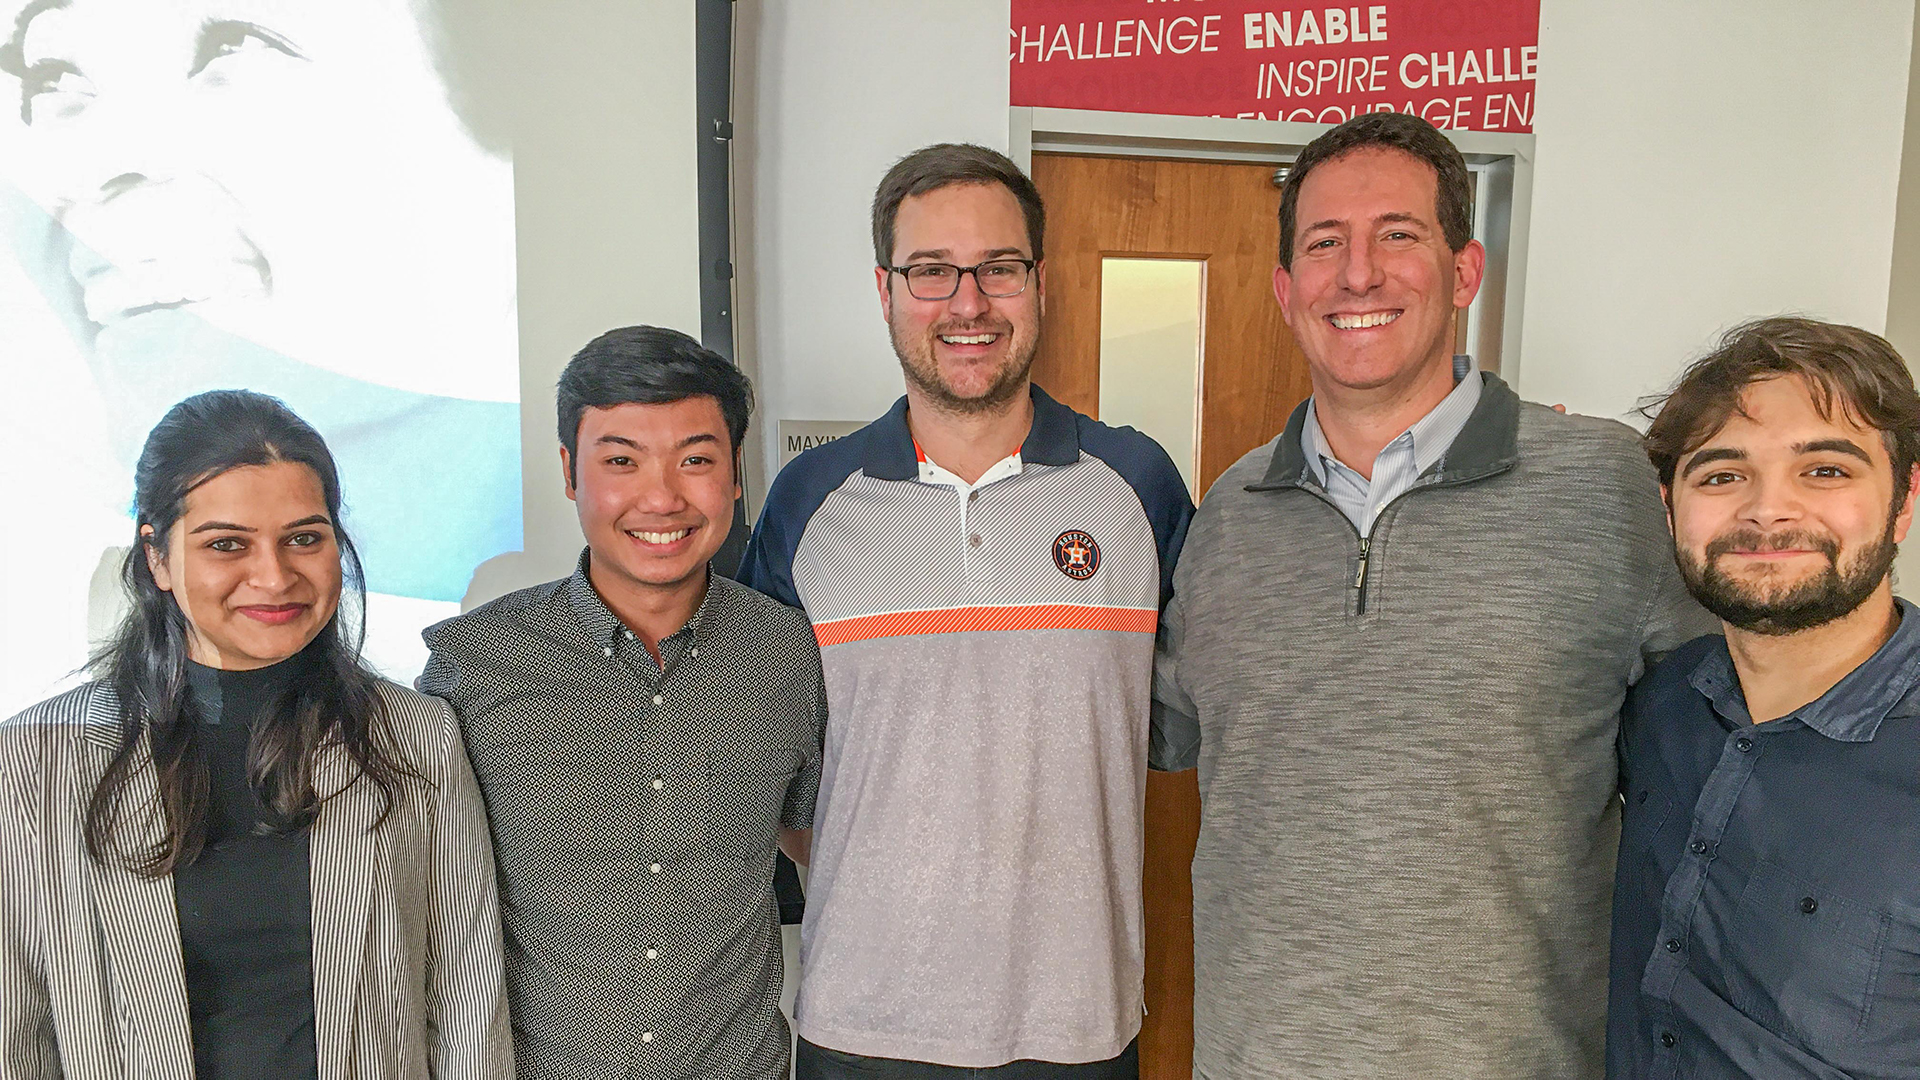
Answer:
[{"left": 0, "top": 390, "right": 511, "bottom": 1078}]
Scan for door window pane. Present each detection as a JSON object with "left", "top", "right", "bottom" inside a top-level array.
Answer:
[{"left": 1098, "top": 257, "right": 1203, "bottom": 494}]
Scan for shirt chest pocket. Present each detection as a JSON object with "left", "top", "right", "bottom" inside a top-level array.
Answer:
[
  {"left": 1721, "top": 860, "right": 1889, "bottom": 1046},
  {"left": 703, "top": 746, "right": 801, "bottom": 862}
]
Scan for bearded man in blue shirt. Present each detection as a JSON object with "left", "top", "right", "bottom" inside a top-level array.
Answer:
[{"left": 1611, "top": 316, "right": 1920, "bottom": 1079}]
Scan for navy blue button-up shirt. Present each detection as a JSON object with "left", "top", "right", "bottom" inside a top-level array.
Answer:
[{"left": 1608, "top": 600, "right": 1920, "bottom": 1079}]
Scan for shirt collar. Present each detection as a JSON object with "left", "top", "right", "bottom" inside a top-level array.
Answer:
[
  {"left": 862, "top": 383, "right": 1082, "bottom": 482},
  {"left": 1301, "top": 355, "right": 1482, "bottom": 485},
  {"left": 1687, "top": 597, "right": 1920, "bottom": 742},
  {"left": 564, "top": 547, "right": 723, "bottom": 648}
]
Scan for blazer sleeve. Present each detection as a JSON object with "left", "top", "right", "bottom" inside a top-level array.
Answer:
[
  {"left": 422, "top": 702, "right": 515, "bottom": 1079},
  {"left": 0, "top": 731, "right": 61, "bottom": 1080}
]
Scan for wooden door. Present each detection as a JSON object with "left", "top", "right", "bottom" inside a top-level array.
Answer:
[
  {"left": 1029, "top": 154, "right": 1313, "bottom": 1080},
  {"left": 1031, "top": 153, "right": 1312, "bottom": 497}
]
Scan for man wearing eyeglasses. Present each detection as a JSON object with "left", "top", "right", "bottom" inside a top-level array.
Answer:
[{"left": 740, "top": 143, "right": 1193, "bottom": 1079}]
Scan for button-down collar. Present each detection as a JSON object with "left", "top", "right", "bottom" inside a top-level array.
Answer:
[
  {"left": 1685, "top": 597, "right": 1920, "bottom": 743},
  {"left": 860, "top": 384, "right": 1083, "bottom": 482},
  {"left": 1301, "top": 354, "right": 1482, "bottom": 486},
  {"left": 1300, "top": 356, "right": 1482, "bottom": 534},
  {"left": 563, "top": 548, "right": 722, "bottom": 653}
]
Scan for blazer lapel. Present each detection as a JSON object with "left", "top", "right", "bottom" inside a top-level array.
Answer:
[
  {"left": 80, "top": 722, "right": 196, "bottom": 1079},
  {"left": 308, "top": 739, "right": 383, "bottom": 1080}
]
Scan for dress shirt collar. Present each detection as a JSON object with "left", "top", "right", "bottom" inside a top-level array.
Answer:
[
  {"left": 1301, "top": 353, "right": 1482, "bottom": 487},
  {"left": 564, "top": 547, "right": 721, "bottom": 649},
  {"left": 1686, "top": 597, "right": 1920, "bottom": 742},
  {"left": 861, "top": 383, "right": 1082, "bottom": 482}
]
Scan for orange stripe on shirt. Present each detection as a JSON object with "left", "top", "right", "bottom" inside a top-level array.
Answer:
[{"left": 812, "top": 604, "right": 1158, "bottom": 648}]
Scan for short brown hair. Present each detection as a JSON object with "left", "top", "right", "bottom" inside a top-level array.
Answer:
[
  {"left": 871, "top": 143, "right": 1045, "bottom": 266},
  {"left": 1277, "top": 112, "right": 1473, "bottom": 271},
  {"left": 1643, "top": 316, "right": 1920, "bottom": 502}
]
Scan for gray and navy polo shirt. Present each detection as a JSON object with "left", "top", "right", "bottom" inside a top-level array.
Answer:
[{"left": 740, "top": 385, "right": 1191, "bottom": 1067}]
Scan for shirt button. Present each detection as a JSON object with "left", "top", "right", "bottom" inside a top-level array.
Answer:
[
  {"left": 1801, "top": 896, "right": 1819, "bottom": 914},
  {"left": 1689, "top": 839, "right": 1708, "bottom": 855},
  {"left": 1736, "top": 737, "right": 1754, "bottom": 752},
  {"left": 641, "top": 1032, "right": 655, "bottom": 1044},
  {"left": 1660, "top": 1032, "right": 1676, "bottom": 1048},
  {"left": 968, "top": 534, "right": 982, "bottom": 547},
  {"left": 1665, "top": 939, "right": 1682, "bottom": 953},
  {"left": 689, "top": 647, "right": 698, "bottom": 658},
  {"left": 653, "top": 694, "right": 664, "bottom": 705},
  {"left": 646, "top": 948, "right": 659, "bottom": 960},
  {"left": 649, "top": 863, "right": 661, "bottom": 874},
  {"left": 651, "top": 777, "right": 664, "bottom": 790},
  {"left": 625, "top": 630, "right": 634, "bottom": 639},
  {"left": 602, "top": 647, "right": 613, "bottom": 657}
]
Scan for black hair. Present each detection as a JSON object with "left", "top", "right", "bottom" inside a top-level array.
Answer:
[
  {"left": 86, "top": 390, "right": 414, "bottom": 877},
  {"left": 871, "top": 143, "right": 1046, "bottom": 266},
  {"left": 1277, "top": 111, "right": 1474, "bottom": 271},
  {"left": 556, "top": 325, "right": 754, "bottom": 483}
]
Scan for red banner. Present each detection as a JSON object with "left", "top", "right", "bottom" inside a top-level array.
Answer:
[{"left": 1010, "top": 1, "right": 1539, "bottom": 133}]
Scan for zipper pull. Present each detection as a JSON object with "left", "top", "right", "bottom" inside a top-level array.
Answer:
[{"left": 1353, "top": 537, "right": 1371, "bottom": 590}]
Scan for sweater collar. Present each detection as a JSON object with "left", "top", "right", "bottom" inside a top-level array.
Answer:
[{"left": 1250, "top": 370, "right": 1522, "bottom": 494}]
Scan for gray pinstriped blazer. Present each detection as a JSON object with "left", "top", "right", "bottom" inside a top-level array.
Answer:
[{"left": 0, "top": 679, "right": 513, "bottom": 1079}]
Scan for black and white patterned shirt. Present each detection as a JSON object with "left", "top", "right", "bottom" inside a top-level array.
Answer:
[{"left": 419, "top": 551, "right": 825, "bottom": 1080}]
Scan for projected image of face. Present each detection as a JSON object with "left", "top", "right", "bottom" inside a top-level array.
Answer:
[
  {"left": 6, "top": 0, "right": 516, "bottom": 396},
  {"left": 0, "top": 0, "right": 522, "bottom": 699}
]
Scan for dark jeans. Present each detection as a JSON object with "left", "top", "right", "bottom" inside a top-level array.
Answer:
[{"left": 796, "top": 1038, "right": 1139, "bottom": 1080}]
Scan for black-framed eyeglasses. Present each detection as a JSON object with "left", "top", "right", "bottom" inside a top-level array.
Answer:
[{"left": 883, "top": 258, "right": 1036, "bottom": 301}]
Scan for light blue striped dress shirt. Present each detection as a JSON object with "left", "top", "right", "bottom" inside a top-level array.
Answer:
[{"left": 1301, "top": 356, "right": 1483, "bottom": 536}]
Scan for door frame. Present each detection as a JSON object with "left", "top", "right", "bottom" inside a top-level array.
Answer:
[{"left": 1009, "top": 107, "right": 1535, "bottom": 381}]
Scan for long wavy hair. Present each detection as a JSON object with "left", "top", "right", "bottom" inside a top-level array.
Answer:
[{"left": 85, "top": 390, "right": 414, "bottom": 876}]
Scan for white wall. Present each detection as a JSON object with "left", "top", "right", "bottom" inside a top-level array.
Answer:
[
  {"left": 735, "top": 0, "right": 1011, "bottom": 507},
  {"left": 1519, "top": 0, "right": 1917, "bottom": 420},
  {"left": 1881, "top": 12, "right": 1920, "bottom": 591},
  {"left": 1890, "top": 11, "right": 1920, "bottom": 367},
  {"left": 466, "top": 0, "right": 706, "bottom": 605}
]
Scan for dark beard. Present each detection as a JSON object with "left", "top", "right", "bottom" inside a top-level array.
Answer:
[
  {"left": 892, "top": 322, "right": 1038, "bottom": 416},
  {"left": 1678, "top": 521, "right": 1897, "bottom": 636}
]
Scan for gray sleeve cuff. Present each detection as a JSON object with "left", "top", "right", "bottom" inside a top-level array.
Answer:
[{"left": 1149, "top": 699, "right": 1201, "bottom": 772}]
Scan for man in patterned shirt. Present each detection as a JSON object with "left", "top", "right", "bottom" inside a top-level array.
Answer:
[
  {"left": 742, "top": 144, "right": 1192, "bottom": 1078},
  {"left": 420, "top": 326, "right": 824, "bottom": 1080}
]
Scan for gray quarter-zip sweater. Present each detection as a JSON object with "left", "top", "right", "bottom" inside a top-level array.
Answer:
[{"left": 1152, "top": 372, "right": 1714, "bottom": 1080}]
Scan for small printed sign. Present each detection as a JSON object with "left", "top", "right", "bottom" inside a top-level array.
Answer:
[{"left": 777, "top": 419, "right": 869, "bottom": 470}]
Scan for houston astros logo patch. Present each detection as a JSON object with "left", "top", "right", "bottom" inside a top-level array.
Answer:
[{"left": 1052, "top": 530, "right": 1100, "bottom": 580}]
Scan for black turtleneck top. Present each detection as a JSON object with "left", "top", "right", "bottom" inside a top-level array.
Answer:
[{"left": 175, "top": 658, "right": 320, "bottom": 1080}]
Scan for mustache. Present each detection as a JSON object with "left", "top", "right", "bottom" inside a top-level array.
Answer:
[{"left": 1704, "top": 529, "right": 1840, "bottom": 560}]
